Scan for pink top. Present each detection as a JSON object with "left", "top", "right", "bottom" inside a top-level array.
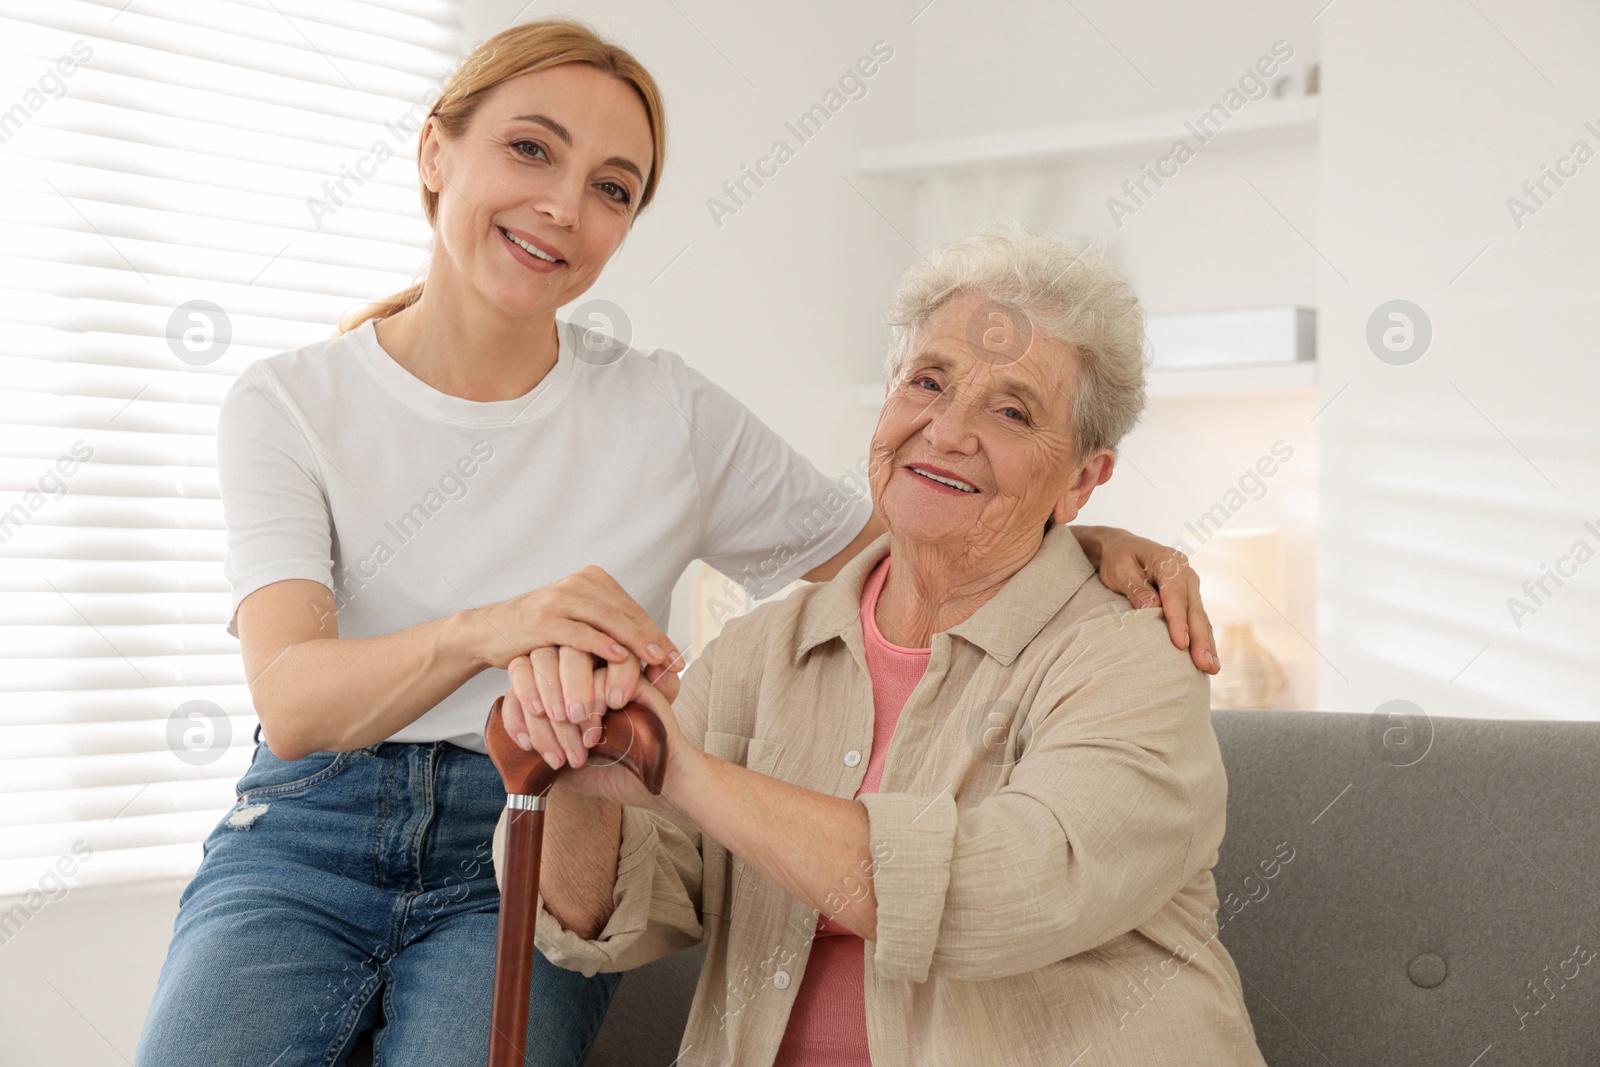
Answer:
[{"left": 772, "top": 555, "right": 929, "bottom": 1067}]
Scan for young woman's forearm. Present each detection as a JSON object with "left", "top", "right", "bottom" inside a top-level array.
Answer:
[
  {"left": 241, "top": 568, "right": 682, "bottom": 761},
  {"left": 248, "top": 608, "right": 487, "bottom": 759}
]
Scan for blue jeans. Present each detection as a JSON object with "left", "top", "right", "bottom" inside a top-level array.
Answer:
[{"left": 134, "top": 727, "right": 622, "bottom": 1067}]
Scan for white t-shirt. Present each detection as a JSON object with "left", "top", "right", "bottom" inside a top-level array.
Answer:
[{"left": 216, "top": 316, "right": 873, "bottom": 754}]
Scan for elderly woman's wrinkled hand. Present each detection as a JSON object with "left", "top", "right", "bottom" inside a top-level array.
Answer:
[
  {"left": 500, "top": 648, "right": 682, "bottom": 770},
  {"left": 528, "top": 668, "right": 691, "bottom": 809}
]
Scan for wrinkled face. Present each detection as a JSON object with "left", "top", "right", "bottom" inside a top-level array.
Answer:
[
  {"left": 869, "top": 293, "right": 1112, "bottom": 554},
  {"left": 419, "top": 63, "right": 653, "bottom": 317}
]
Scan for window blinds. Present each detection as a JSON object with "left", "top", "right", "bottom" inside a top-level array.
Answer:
[{"left": 0, "top": 0, "right": 464, "bottom": 901}]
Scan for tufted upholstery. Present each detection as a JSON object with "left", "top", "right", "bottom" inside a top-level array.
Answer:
[
  {"left": 349, "top": 709, "right": 1600, "bottom": 1065},
  {"left": 1205, "top": 709, "right": 1600, "bottom": 1065}
]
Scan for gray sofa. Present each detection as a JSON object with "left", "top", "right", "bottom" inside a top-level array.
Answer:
[
  {"left": 356, "top": 710, "right": 1600, "bottom": 1065},
  {"left": 586, "top": 710, "right": 1600, "bottom": 1065},
  {"left": 1201, "top": 709, "right": 1600, "bottom": 1066}
]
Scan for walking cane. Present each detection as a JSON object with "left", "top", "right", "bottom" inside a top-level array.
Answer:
[{"left": 483, "top": 695, "right": 668, "bottom": 1067}]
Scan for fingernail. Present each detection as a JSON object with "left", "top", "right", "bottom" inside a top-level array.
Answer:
[
  {"left": 666, "top": 650, "right": 685, "bottom": 671},
  {"left": 646, "top": 642, "right": 664, "bottom": 661},
  {"left": 568, "top": 747, "right": 585, "bottom": 768},
  {"left": 543, "top": 750, "right": 562, "bottom": 770},
  {"left": 584, "top": 726, "right": 603, "bottom": 746},
  {"left": 547, "top": 701, "right": 564, "bottom": 722},
  {"left": 568, "top": 702, "right": 584, "bottom": 722},
  {"left": 611, "top": 643, "right": 626, "bottom": 657},
  {"left": 609, "top": 688, "right": 624, "bottom": 708},
  {"left": 1207, "top": 650, "right": 1220, "bottom": 670},
  {"left": 516, "top": 732, "right": 531, "bottom": 750}
]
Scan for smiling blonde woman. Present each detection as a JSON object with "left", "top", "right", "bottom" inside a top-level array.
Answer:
[
  {"left": 510, "top": 229, "right": 1268, "bottom": 1067},
  {"left": 132, "top": 21, "right": 1219, "bottom": 1067}
]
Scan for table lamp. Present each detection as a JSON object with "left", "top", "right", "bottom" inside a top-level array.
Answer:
[{"left": 1191, "top": 526, "right": 1287, "bottom": 710}]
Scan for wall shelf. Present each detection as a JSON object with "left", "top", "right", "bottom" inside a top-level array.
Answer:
[
  {"left": 858, "top": 96, "right": 1318, "bottom": 176},
  {"left": 856, "top": 360, "right": 1316, "bottom": 408},
  {"left": 1147, "top": 360, "right": 1316, "bottom": 397}
]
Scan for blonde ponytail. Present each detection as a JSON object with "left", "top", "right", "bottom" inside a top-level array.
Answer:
[{"left": 338, "top": 281, "right": 424, "bottom": 336}]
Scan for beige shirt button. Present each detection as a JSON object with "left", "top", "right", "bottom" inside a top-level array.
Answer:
[
  {"left": 773, "top": 969, "right": 792, "bottom": 989},
  {"left": 844, "top": 749, "right": 862, "bottom": 767}
]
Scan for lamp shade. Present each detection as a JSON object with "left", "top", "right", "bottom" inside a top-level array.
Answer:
[{"left": 1190, "top": 527, "right": 1287, "bottom": 625}]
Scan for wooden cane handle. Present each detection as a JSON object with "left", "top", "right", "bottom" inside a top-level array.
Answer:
[{"left": 485, "top": 695, "right": 668, "bottom": 798}]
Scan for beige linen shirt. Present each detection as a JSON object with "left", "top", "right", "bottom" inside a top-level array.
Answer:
[{"left": 497, "top": 524, "right": 1269, "bottom": 1067}]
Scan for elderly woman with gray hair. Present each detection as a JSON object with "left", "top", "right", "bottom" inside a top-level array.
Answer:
[{"left": 498, "top": 228, "right": 1269, "bottom": 1066}]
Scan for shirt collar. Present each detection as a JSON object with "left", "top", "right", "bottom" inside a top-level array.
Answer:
[{"left": 792, "top": 522, "right": 1099, "bottom": 667}]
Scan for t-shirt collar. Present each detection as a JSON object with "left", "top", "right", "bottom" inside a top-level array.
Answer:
[{"left": 352, "top": 315, "right": 579, "bottom": 427}]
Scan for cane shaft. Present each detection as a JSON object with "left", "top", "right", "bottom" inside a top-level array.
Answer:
[
  {"left": 488, "top": 804, "right": 544, "bottom": 1067},
  {"left": 482, "top": 696, "right": 667, "bottom": 1067}
]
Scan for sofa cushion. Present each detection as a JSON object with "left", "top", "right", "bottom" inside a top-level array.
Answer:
[
  {"left": 582, "top": 943, "right": 705, "bottom": 1066},
  {"left": 1210, "top": 709, "right": 1600, "bottom": 1066}
]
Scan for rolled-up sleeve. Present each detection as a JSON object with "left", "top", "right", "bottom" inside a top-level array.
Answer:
[
  {"left": 855, "top": 790, "right": 958, "bottom": 982},
  {"left": 861, "top": 612, "right": 1205, "bottom": 983},
  {"left": 527, "top": 805, "right": 704, "bottom": 976}
]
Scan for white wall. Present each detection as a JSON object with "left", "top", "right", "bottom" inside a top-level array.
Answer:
[
  {"left": 900, "top": 0, "right": 1600, "bottom": 717},
  {"left": 0, "top": 881, "right": 185, "bottom": 1066},
  {"left": 1315, "top": 0, "right": 1600, "bottom": 718},
  {"left": 912, "top": 0, "right": 1320, "bottom": 134}
]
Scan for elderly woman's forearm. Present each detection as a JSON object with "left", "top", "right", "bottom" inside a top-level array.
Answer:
[
  {"left": 665, "top": 748, "right": 879, "bottom": 939},
  {"left": 538, "top": 791, "right": 624, "bottom": 939},
  {"left": 1065, "top": 524, "right": 1112, "bottom": 567}
]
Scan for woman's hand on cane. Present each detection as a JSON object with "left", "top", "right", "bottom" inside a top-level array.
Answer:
[
  {"left": 477, "top": 565, "right": 684, "bottom": 757},
  {"left": 502, "top": 649, "right": 681, "bottom": 769},
  {"left": 497, "top": 661, "right": 688, "bottom": 808},
  {"left": 477, "top": 565, "right": 683, "bottom": 678}
]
